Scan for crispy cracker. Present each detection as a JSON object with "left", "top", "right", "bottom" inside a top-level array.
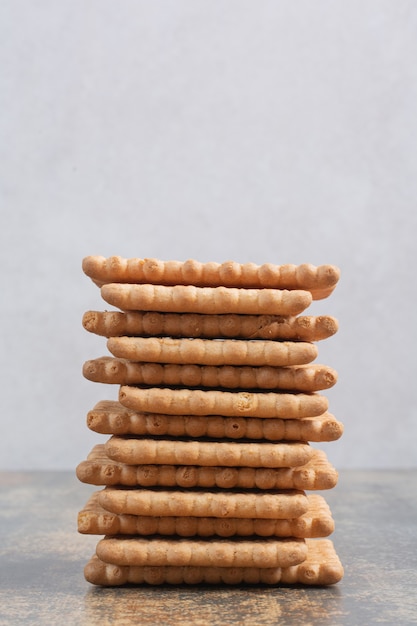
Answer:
[
  {"left": 101, "top": 283, "right": 313, "bottom": 316},
  {"left": 104, "top": 436, "right": 313, "bottom": 468},
  {"left": 77, "top": 445, "right": 337, "bottom": 490},
  {"left": 119, "top": 386, "right": 328, "bottom": 419},
  {"left": 77, "top": 443, "right": 314, "bottom": 488},
  {"left": 82, "top": 256, "right": 340, "bottom": 300},
  {"left": 98, "top": 486, "right": 308, "bottom": 520},
  {"left": 107, "top": 336, "right": 318, "bottom": 367},
  {"left": 82, "top": 310, "right": 339, "bottom": 341},
  {"left": 86, "top": 400, "right": 343, "bottom": 442},
  {"left": 79, "top": 491, "right": 334, "bottom": 538},
  {"left": 84, "top": 539, "right": 343, "bottom": 585},
  {"left": 83, "top": 358, "right": 337, "bottom": 392},
  {"left": 95, "top": 535, "right": 307, "bottom": 569}
]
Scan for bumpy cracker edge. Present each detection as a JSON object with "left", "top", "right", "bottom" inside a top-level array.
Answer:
[{"left": 83, "top": 256, "right": 340, "bottom": 300}]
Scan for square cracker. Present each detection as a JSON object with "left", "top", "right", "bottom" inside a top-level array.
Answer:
[
  {"left": 85, "top": 400, "right": 343, "bottom": 442},
  {"left": 78, "top": 491, "right": 334, "bottom": 538},
  {"left": 84, "top": 539, "right": 343, "bottom": 586},
  {"left": 77, "top": 444, "right": 338, "bottom": 490}
]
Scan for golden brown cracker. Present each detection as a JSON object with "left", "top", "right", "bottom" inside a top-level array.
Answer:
[
  {"left": 78, "top": 444, "right": 314, "bottom": 489},
  {"left": 104, "top": 436, "right": 313, "bottom": 468},
  {"left": 106, "top": 336, "right": 318, "bottom": 367},
  {"left": 82, "top": 256, "right": 340, "bottom": 300},
  {"left": 84, "top": 539, "right": 343, "bottom": 585},
  {"left": 95, "top": 535, "right": 307, "bottom": 569},
  {"left": 82, "top": 310, "right": 338, "bottom": 341},
  {"left": 98, "top": 486, "right": 308, "bottom": 520},
  {"left": 119, "top": 386, "right": 329, "bottom": 419},
  {"left": 83, "top": 358, "right": 336, "bottom": 392},
  {"left": 77, "top": 445, "right": 337, "bottom": 490},
  {"left": 76, "top": 444, "right": 337, "bottom": 490},
  {"left": 86, "top": 400, "right": 343, "bottom": 442},
  {"left": 101, "top": 283, "right": 312, "bottom": 316},
  {"left": 79, "top": 491, "right": 334, "bottom": 538}
]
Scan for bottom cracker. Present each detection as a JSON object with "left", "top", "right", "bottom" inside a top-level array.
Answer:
[{"left": 84, "top": 538, "right": 343, "bottom": 586}]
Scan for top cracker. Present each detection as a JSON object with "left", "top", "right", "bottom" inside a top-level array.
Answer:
[{"left": 82, "top": 256, "right": 340, "bottom": 300}]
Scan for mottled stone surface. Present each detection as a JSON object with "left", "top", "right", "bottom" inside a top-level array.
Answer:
[{"left": 0, "top": 470, "right": 416, "bottom": 625}]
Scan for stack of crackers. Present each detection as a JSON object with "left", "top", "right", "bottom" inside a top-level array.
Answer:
[{"left": 77, "top": 256, "right": 344, "bottom": 586}]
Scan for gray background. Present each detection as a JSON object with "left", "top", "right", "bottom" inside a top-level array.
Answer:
[{"left": 1, "top": 1, "right": 416, "bottom": 470}]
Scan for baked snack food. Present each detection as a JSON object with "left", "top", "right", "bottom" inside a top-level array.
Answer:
[
  {"left": 85, "top": 401, "right": 343, "bottom": 442},
  {"left": 106, "top": 336, "right": 318, "bottom": 367},
  {"left": 77, "top": 445, "right": 338, "bottom": 491},
  {"left": 82, "top": 256, "right": 340, "bottom": 300},
  {"left": 101, "top": 283, "right": 313, "bottom": 316},
  {"left": 78, "top": 254, "right": 343, "bottom": 586},
  {"left": 84, "top": 539, "right": 343, "bottom": 586},
  {"left": 98, "top": 486, "right": 309, "bottom": 520},
  {"left": 82, "top": 310, "right": 339, "bottom": 341},
  {"left": 83, "top": 357, "right": 337, "bottom": 392},
  {"left": 94, "top": 535, "right": 308, "bottom": 569},
  {"left": 103, "top": 436, "right": 313, "bottom": 468},
  {"left": 118, "top": 386, "right": 329, "bottom": 418},
  {"left": 78, "top": 491, "right": 334, "bottom": 538}
]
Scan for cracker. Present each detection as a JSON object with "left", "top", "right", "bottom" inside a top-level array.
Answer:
[
  {"left": 107, "top": 336, "right": 318, "bottom": 367},
  {"left": 76, "top": 444, "right": 313, "bottom": 489},
  {"left": 95, "top": 535, "right": 307, "bottom": 569},
  {"left": 119, "top": 386, "right": 329, "bottom": 418},
  {"left": 82, "top": 311, "right": 339, "bottom": 341},
  {"left": 78, "top": 491, "right": 334, "bottom": 538},
  {"left": 77, "top": 445, "right": 336, "bottom": 490},
  {"left": 101, "top": 283, "right": 312, "bottom": 316},
  {"left": 98, "top": 486, "right": 308, "bottom": 519},
  {"left": 77, "top": 445, "right": 338, "bottom": 490},
  {"left": 82, "top": 256, "right": 340, "bottom": 300},
  {"left": 86, "top": 400, "right": 343, "bottom": 442},
  {"left": 84, "top": 539, "right": 343, "bottom": 585},
  {"left": 104, "top": 436, "right": 313, "bottom": 468},
  {"left": 83, "top": 357, "right": 337, "bottom": 392}
]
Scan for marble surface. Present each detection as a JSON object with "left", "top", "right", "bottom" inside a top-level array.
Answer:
[{"left": 0, "top": 470, "right": 416, "bottom": 625}]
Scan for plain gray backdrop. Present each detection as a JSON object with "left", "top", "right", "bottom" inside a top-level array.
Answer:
[{"left": 1, "top": 1, "right": 416, "bottom": 470}]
